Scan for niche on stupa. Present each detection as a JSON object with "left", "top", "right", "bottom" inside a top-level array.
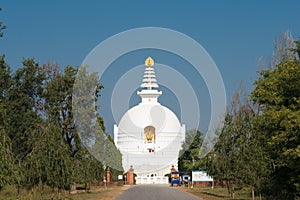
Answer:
[{"left": 144, "top": 126, "right": 156, "bottom": 143}]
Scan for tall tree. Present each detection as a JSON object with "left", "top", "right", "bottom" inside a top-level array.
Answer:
[
  {"left": 6, "top": 58, "right": 45, "bottom": 158},
  {"left": 251, "top": 54, "right": 300, "bottom": 199},
  {"left": 0, "top": 55, "right": 12, "bottom": 137},
  {"left": 206, "top": 91, "right": 271, "bottom": 199},
  {"left": 230, "top": 96, "right": 271, "bottom": 200},
  {"left": 0, "top": 128, "right": 15, "bottom": 191},
  {"left": 206, "top": 113, "right": 239, "bottom": 199},
  {"left": 43, "top": 64, "right": 105, "bottom": 157},
  {"left": 0, "top": 58, "right": 110, "bottom": 197},
  {"left": 0, "top": 56, "right": 16, "bottom": 191},
  {"left": 72, "top": 65, "right": 122, "bottom": 172},
  {"left": 42, "top": 65, "right": 79, "bottom": 155},
  {"left": 23, "top": 121, "right": 73, "bottom": 197},
  {"left": 1, "top": 57, "right": 47, "bottom": 197}
]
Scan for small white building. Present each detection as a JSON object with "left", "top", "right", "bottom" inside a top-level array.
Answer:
[{"left": 114, "top": 57, "right": 185, "bottom": 184}]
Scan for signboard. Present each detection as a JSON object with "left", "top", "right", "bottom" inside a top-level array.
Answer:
[
  {"left": 192, "top": 171, "right": 213, "bottom": 182},
  {"left": 118, "top": 175, "right": 123, "bottom": 180}
]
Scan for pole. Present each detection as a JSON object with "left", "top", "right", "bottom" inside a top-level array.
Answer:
[{"left": 103, "top": 176, "right": 107, "bottom": 190}]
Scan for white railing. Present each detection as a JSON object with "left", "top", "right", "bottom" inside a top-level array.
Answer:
[{"left": 135, "top": 176, "right": 169, "bottom": 184}]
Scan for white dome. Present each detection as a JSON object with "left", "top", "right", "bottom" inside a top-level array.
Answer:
[{"left": 118, "top": 103, "right": 181, "bottom": 139}]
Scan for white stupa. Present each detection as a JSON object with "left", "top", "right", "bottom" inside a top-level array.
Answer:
[{"left": 114, "top": 57, "right": 185, "bottom": 184}]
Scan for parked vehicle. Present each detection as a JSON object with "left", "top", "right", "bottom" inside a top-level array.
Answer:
[{"left": 170, "top": 171, "right": 180, "bottom": 187}]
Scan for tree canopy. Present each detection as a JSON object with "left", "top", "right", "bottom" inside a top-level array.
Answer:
[
  {"left": 251, "top": 57, "right": 300, "bottom": 199},
  {"left": 0, "top": 57, "right": 122, "bottom": 198}
]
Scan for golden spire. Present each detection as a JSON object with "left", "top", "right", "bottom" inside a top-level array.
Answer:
[{"left": 145, "top": 56, "right": 154, "bottom": 67}]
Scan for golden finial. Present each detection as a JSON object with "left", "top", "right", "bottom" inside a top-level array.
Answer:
[{"left": 145, "top": 56, "right": 154, "bottom": 67}]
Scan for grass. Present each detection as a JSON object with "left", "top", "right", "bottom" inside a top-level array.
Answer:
[
  {"left": 0, "top": 184, "right": 129, "bottom": 200},
  {"left": 180, "top": 186, "right": 262, "bottom": 200}
]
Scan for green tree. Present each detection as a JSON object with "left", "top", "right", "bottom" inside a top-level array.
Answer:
[
  {"left": 251, "top": 56, "right": 300, "bottom": 199},
  {"left": 0, "top": 56, "right": 111, "bottom": 197},
  {"left": 23, "top": 121, "right": 73, "bottom": 197},
  {"left": 0, "top": 56, "right": 22, "bottom": 193},
  {"left": 0, "top": 55, "right": 12, "bottom": 138},
  {"left": 206, "top": 91, "right": 271, "bottom": 199},
  {"left": 230, "top": 94, "right": 271, "bottom": 200},
  {"left": 206, "top": 114, "right": 239, "bottom": 199},
  {"left": 178, "top": 130, "right": 205, "bottom": 172},
  {"left": 90, "top": 116, "right": 123, "bottom": 172},
  {"left": 72, "top": 65, "right": 122, "bottom": 172},
  {"left": 42, "top": 64, "right": 80, "bottom": 156},
  {"left": 73, "top": 150, "right": 104, "bottom": 191},
  {"left": 0, "top": 128, "right": 15, "bottom": 191},
  {"left": 6, "top": 58, "right": 45, "bottom": 157},
  {"left": 0, "top": 57, "right": 46, "bottom": 197},
  {"left": 42, "top": 64, "right": 105, "bottom": 157},
  {"left": 41, "top": 63, "right": 109, "bottom": 189}
]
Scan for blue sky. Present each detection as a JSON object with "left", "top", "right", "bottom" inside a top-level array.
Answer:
[{"left": 1, "top": 1, "right": 300, "bottom": 134}]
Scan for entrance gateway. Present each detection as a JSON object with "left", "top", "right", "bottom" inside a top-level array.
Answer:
[{"left": 114, "top": 57, "right": 186, "bottom": 184}]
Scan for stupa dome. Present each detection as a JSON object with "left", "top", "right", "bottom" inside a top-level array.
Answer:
[{"left": 117, "top": 104, "right": 181, "bottom": 146}]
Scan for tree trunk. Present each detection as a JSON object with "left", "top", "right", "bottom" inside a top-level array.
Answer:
[
  {"left": 251, "top": 186, "right": 255, "bottom": 200},
  {"left": 51, "top": 187, "right": 55, "bottom": 200},
  {"left": 30, "top": 186, "right": 34, "bottom": 200},
  {"left": 64, "top": 189, "right": 67, "bottom": 196},
  {"left": 232, "top": 186, "right": 235, "bottom": 199},
  {"left": 259, "top": 192, "right": 262, "bottom": 200},
  {"left": 226, "top": 181, "right": 231, "bottom": 198},
  {"left": 16, "top": 185, "right": 20, "bottom": 200},
  {"left": 58, "top": 189, "right": 61, "bottom": 200},
  {"left": 41, "top": 183, "right": 44, "bottom": 200}
]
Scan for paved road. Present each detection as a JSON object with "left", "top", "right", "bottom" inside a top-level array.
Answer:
[{"left": 114, "top": 185, "right": 201, "bottom": 200}]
